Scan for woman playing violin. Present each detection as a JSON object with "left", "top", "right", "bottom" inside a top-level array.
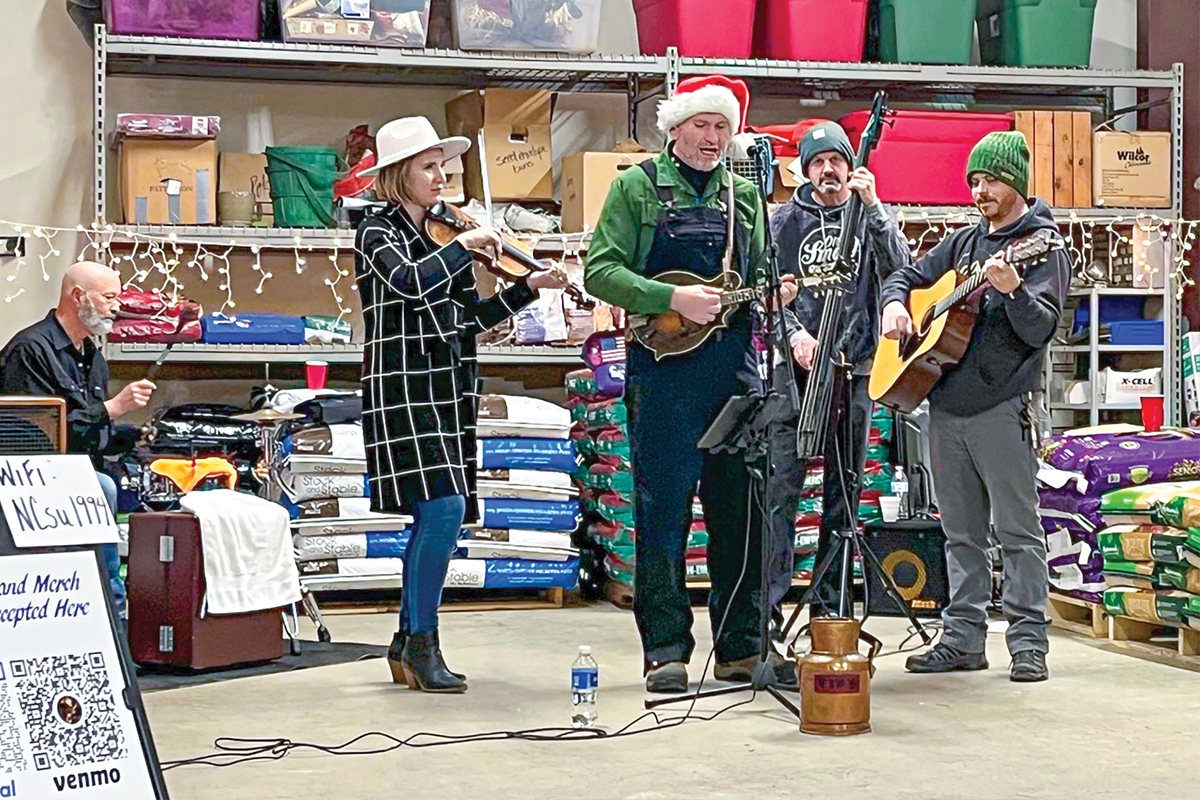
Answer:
[{"left": 354, "top": 116, "right": 567, "bottom": 694}]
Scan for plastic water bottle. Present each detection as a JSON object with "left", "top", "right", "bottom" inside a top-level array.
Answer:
[
  {"left": 891, "top": 467, "right": 910, "bottom": 519},
  {"left": 571, "top": 645, "right": 598, "bottom": 728}
]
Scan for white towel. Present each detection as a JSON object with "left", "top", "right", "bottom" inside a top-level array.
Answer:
[{"left": 180, "top": 490, "right": 301, "bottom": 615}]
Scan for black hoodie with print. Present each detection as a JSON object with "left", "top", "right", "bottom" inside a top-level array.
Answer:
[
  {"left": 765, "top": 184, "right": 909, "bottom": 419},
  {"left": 879, "top": 197, "right": 1070, "bottom": 418}
]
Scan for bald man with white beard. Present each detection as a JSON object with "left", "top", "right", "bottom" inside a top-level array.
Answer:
[{"left": 0, "top": 261, "right": 157, "bottom": 620}]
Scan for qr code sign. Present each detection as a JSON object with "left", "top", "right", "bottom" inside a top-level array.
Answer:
[
  {"left": 9, "top": 653, "right": 128, "bottom": 771},
  {"left": 0, "top": 662, "right": 27, "bottom": 775}
]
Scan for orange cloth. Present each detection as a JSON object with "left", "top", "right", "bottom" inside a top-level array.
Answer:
[{"left": 150, "top": 457, "right": 238, "bottom": 494}]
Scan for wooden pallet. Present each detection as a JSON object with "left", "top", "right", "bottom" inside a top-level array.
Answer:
[
  {"left": 319, "top": 587, "right": 581, "bottom": 615},
  {"left": 605, "top": 581, "right": 635, "bottom": 610},
  {"left": 1047, "top": 591, "right": 1109, "bottom": 638},
  {"left": 605, "top": 577, "right": 812, "bottom": 611},
  {"left": 1106, "top": 614, "right": 1200, "bottom": 670}
]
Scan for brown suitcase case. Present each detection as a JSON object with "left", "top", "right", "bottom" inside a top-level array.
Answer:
[{"left": 128, "top": 511, "right": 284, "bottom": 669}]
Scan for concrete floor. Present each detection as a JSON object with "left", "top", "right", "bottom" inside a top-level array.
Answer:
[{"left": 145, "top": 603, "right": 1199, "bottom": 800}]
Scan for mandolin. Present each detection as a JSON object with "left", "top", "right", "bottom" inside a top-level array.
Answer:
[
  {"left": 627, "top": 270, "right": 849, "bottom": 360},
  {"left": 868, "top": 228, "right": 1065, "bottom": 413}
]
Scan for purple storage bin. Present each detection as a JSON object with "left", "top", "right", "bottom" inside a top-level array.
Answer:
[{"left": 104, "top": 0, "right": 261, "bottom": 40}]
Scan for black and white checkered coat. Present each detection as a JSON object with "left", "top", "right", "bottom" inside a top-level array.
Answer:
[{"left": 355, "top": 206, "right": 536, "bottom": 516}]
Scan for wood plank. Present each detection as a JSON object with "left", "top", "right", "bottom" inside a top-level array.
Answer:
[
  {"left": 1014, "top": 110, "right": 1037, "bottom": 196},
  {"left": 1047, "top": 591, "right": 1108, "bottom": 638},
  {"left": 1181, "top": 627, "right": 1200, "bottom": 657},
  {"left": 1033, "top": 111, "right": 1056, "bottom": 203},
  {"left": 1072, "top": 111, "right": 1094, "bottom": 207},
  {"left": 1053, "top": 110, "right": 1075, "bottom": 207}
]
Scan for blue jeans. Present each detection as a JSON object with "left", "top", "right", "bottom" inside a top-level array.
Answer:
[
  {"left": 400, "top": 495, "right": 466, "bottom": 634},
  {"left": 96, "top": 472, "right": 126, "bottom": 619}
]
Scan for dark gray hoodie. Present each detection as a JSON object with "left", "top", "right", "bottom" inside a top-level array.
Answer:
[
  {"left": 879, "top": 197, "right": 1070, "bottom": 417},
  {"left": 760, "top": 184, "right": 909, "bottom": 418}
]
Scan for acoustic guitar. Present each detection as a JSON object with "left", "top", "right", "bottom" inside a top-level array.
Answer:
[
  {"left": 868, "top": 229, "right": 1064, "bottom": 413},
  {"left": 628, "top": 270, "right": 849, "bottom": 360}
]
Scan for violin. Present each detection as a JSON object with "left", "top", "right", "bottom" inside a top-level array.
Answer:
[{"left": 425, "top": 202, "right": 594, "bottom": 310}]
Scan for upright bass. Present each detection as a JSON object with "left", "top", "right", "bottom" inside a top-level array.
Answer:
[{"left": 795, "top": 90, "right": 890, "bottom": 460}]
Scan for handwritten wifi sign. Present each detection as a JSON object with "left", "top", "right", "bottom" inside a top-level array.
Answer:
[{"left": 0, "top": 455, "right": 118, "bottom": 548}]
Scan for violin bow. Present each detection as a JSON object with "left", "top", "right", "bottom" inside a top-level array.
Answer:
[{"left": 476, "top": 130, "right": 495, "bottom": 229}]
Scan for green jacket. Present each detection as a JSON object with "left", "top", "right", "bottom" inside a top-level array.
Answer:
[{"left": 583, "top": 150, "right": 768, "bottom": 315}]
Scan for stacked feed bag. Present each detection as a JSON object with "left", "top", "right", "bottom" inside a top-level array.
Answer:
[
  {"left": 1099, "top": 486, "right": 1200, "bottom": 629},
  {"left": 1038, "top": 429, "right": 1200, "bottom": 603},
  {"left": 470, "top": 394, "right": 582, "bottom": 589},
  {"left": 277, "top": 420, "right": 416, "bottom": 583}
]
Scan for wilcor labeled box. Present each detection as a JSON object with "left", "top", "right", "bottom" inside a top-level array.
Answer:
[
  {"left": 561, "top": 152, "right": 655, "bottom": 232},
  {"left": 120, "top": 138, "right": 218, "bottom": 225},
  {"left": 1093, "top": 131, "right": 1171, "bottom": 208},
  {"left": 444, "top": 88, "right": 554, "bottom": 202}
]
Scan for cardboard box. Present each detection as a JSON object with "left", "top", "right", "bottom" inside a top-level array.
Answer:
[
  {"left": 772, "top": 156, "right": 802, "bottom": 203},
  {"left": 120, "top": 138, "right": 218, "bottom": 225},
  {"left": 1093, "top": 131, "right": 1171, "bottom": 208},
  {"left": 561, "top": 151, "right": 655, "bottom": 232},
  {"left": 445, "top": 89, "right": 554, "bottom": 201},
  {"left": 219, "top": 153, "right": 272, "bottom": 225},
  {"left": 442, "top": 155, "right": 465, "bottom": 204}
]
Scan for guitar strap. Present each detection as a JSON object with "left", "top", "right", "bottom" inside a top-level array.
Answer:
[{"left": 721, "top": 172, "right": 736, "bottom": 281}]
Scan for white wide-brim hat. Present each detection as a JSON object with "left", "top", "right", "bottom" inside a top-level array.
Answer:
[{"left": 359, "top": 116, "right": 471, "bottom": 177}]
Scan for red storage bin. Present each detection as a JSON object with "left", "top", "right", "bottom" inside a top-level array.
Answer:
[
  {"left": 840, "top": 110, "right": 1013, "bottom": 205},
  {"left": 633, "top": 0, "right": 756, "bottom": 58},
  {"left": 104, "top": 0, "right": 261, "bottom": 40},
  {"left": 754, "top": 0, "right": 868, "bottom": 62}
]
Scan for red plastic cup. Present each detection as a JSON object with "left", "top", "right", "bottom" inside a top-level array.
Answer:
[
  {"left": 305, "top": 360, "right": 329, "bottom": 391},
  {"left": 1140, "top": 394, "right": 1165, "bottom": 432}
]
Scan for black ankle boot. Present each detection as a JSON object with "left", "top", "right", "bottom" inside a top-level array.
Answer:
[
  {"left": 389, "top": 631, "right": 466, "bottom": 682},
  {"left": 401, "top": 632, "right": 467, "bottom": 693},
  {"left": 434, "top": 632, "right": 467, "bottom": 682},
  {"left": 387, "top": 632, "right": 408, "bottom": 685}
]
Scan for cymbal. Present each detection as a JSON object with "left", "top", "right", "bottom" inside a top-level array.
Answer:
[{"left": 231, "top": 408, "right": 304, "bottom": 423}]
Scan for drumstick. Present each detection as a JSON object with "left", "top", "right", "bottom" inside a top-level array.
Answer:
[{"left": 145, "top": 306, "right": 200, "bottom": 384}]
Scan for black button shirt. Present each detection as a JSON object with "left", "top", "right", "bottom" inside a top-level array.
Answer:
[{"left": 0, "top": 310, "right": 115, "bottom": 463}]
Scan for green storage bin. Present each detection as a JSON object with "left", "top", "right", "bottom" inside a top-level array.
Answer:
[
  {"left": 977, "top": 0, "right": 1096, "bottom": 67},
  {"left": 877, "top": 0, "right": 977, "bottom": 65},
  {"left": 265, "top": 146, "right": 341, "bottom": 228}
]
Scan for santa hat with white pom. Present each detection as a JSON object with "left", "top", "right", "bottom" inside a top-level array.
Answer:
[{"left": 657, "top": 74, "right": 751, "bottom": 137}]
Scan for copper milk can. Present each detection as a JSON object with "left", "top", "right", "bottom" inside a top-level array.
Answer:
[{"left": 798, "top": 617, "right": 872, "bottom": 736}]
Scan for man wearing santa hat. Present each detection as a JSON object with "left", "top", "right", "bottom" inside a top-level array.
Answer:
[{"left": 585, "top": 75, "right": 799, "bottom": 694}]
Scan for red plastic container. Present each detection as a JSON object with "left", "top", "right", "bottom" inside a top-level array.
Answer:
[
  {"left": 840, "top": 110, "right": 1013, "bottom": 205},
  {"left": 632, "top": 0, "right": 756, "bottom": 58},
  {"left": 104, "top": 0, "right": 261, "bottom": 41},
  {"left": 754, "top": 0, "right": 868, "bottom": 61}
]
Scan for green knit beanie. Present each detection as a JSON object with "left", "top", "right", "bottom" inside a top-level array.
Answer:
[{"left": 965, "top": 131, "right": 1030, "bottom": 198}]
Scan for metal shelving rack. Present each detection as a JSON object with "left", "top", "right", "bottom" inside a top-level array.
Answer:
[
  {"left": 103, "top": 341, "right": 583, "bottom": 365},
  {"left": 92, "top": 28, "right": 1185, "bottom": 422}
]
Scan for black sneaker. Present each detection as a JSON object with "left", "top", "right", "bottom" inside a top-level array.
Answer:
[
  {"left": 1010, "top": 650, "right": 1049, "bottom": 683},
  {"left": 645, "top": 661, "right": 688, "bottom": 694},
  {"left": 905, "top": 643, "right": 989, "bottom": 673}
]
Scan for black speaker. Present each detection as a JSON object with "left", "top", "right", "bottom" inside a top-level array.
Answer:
[{"left": 864, "top": 519, "right": 948, "bottom": 618}]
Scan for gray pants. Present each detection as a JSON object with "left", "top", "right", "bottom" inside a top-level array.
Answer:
[{"left": 930, "top": 395, "right": 1049, "bottom": 655}]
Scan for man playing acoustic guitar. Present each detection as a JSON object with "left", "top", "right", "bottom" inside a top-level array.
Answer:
[
  {"left": 585, "top": 75, "right": 799, "bottom": 693},
  {"left": 879, "top": 132, "right": 1070, "bottom": 682}
]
